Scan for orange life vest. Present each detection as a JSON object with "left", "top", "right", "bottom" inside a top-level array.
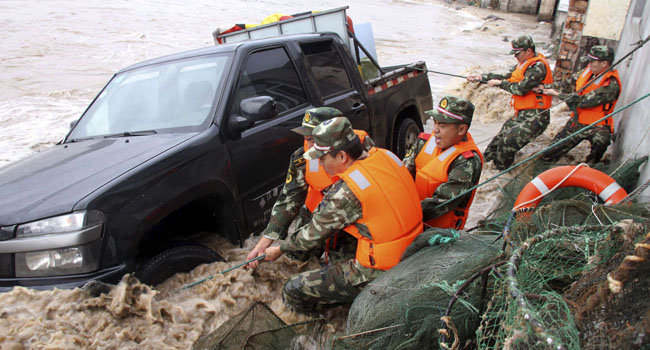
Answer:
[
  {"left": 304, "top": 130, "right": 369, "bottom": 212},
  {"left": 506, "top": 53, "right": 553, "bottom": 111},
  {"left": 574, "top": 68, "right": 621, "bottom": 133},
  {"left": 413, "top": 133, "right": 483, "bottom": 229},
  {"left": 340, "top": 148, "right": 423, "bottom": 270}
]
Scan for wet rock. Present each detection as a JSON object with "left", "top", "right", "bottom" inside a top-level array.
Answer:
[
  {"left": 82, "top": 280, "right": 114, "bottom": 297},
  {"left": 485, "top": 15, "right": 504, "bottom": 21}
]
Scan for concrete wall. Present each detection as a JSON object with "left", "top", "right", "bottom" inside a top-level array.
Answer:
[
  {"left": 583, "top": 0, "right": 632, "bottom": 40},
  {"left": 612, "top": 0, "right": 650, "bottom": 197},
  {"left": 498, "top": 0, "right": 540, "bottom": 13},
  {"left": 538, "top": 0, "right": 557, "bottom": 21}
]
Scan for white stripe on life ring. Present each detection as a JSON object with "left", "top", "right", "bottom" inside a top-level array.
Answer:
[
  {"left": 531, "top": 176, "right": 550, "bottom": 195},
  {"left": 599, "top": 182, "right": 622, "bottom": 202}
]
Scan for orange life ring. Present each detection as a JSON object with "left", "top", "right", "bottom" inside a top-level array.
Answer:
[{"left": 513, "top": 166, "right": 627, "bottom": 211}]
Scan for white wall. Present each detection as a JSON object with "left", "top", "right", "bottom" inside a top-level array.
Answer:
[
  {"left": 584, "top": 0, "right": 632, "bottom": 40},
  {"left": 612, "top": 0, "right": 650, "bottom": 197}
]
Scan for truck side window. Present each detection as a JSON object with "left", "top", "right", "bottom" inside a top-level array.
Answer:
[
  {"left": 233, "top": 47, "right": 307, "bottom": 116},
  {"left": 301, "top": 41, "right": 353, "bottom": 98}
]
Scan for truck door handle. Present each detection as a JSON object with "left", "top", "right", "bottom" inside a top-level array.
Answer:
[{"left": 351, "top": 102, "right": 366, "bottom": 114}]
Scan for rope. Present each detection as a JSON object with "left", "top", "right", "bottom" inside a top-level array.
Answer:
[
  {"left": 428, "top": 229, "right": 460, "bottom": 246},
  {"left": 511, "top": 163, "right": 589, "bottom": 211},
  {"left": 430, "top": 91, "right": 650, "bottom": 212},
  {"left": 609, "top": 124, "right": 650, "bottom": 177},
  {"left": 472, "top": 33, "right": 650, "bottom": 146},
  {"left": 180, "top": 253, "right": 266, "bottom": 290}
]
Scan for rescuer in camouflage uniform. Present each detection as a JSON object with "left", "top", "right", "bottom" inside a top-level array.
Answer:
[
  {"left": 540, "top": 46, "right": 621, "bottom": 163},
  {"left": 246, "top": 107, "right": 374, "bottom": 268},
  {"left": 261, "top": 117, "right": 412, "bottom": 312},
  {"left": 403, "top": 96, "right": 483, "bottom": 224},
  {"left": 467, "top": 35, "right": 552, "bottom": 170}
]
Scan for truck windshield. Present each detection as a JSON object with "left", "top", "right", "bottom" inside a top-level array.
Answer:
[{"left": 67, "top": 54, "right": 230, "bottom": 141}]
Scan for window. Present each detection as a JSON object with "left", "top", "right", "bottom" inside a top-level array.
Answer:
[
  {"left": 233, "top": 47, "right": 307, "bottom": 115},
  {"left": 301, "top": 40, "right": 353, "bottom": 98},
  {"left": 68, "top": 55, "right": 230, "bottom": 140}
]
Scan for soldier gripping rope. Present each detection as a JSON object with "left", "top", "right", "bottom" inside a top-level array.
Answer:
[
  {"left": 245, "top": 107, "right": 374, "bottom": 268},
  {"left": 259, "top": 117, "right": 423, "bottom": 312},
  {"left": 540, "top": 45, "right": 622, "bottom": 164},
  {"left": 402, "top": 96, "right": 483, "bottom": 229},
  {"left": 467, "top": 35, "right": 553, "bottom": 171}
]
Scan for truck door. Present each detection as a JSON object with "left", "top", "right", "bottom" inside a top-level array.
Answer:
[
  {"left": 226, "top": 46, "right": 311, "bottom": 232},
  {"left": 300, "top": 40, "right": 371, "bottom": 132}
]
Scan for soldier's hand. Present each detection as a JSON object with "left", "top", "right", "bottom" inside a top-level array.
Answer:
[
  {"left": 542, "top": 88, "right": 559, "bottom": 96},
  {"left": 467, "top": 74, "right": 482, "bottom": 83},
  {"left": 564, "top": 94, "right": 580, "bottom": 108},
  {"left": 487, "top": 79, "right": 502, "bottom": 87},
  {"left": 245, "top": 237, "right": 274, "bottom": 269},
  {"left": 264, "top": 246, "right": 284, "bottom": 262}
]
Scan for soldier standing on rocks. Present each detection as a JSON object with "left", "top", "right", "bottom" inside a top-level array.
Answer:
[
  {"left": 540, "top": 45, "right": 621, "bottom": 163},
  {"left": 467, "top": 35, "right": 553, "bottom": 170}
]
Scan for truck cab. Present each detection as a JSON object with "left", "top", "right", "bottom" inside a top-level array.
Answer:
[{"left": 0, "top": 17, "right": 432, "bottom": 290}]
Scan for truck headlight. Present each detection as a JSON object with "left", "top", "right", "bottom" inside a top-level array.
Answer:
[
  {"left": 15, "top": 241, "right": 100, "bottom": 277},
  {"left": 16, "top": 210, "right": 103, "bottom": 237}
]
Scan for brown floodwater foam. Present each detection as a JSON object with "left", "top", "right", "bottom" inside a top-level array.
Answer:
[
  {"left": 0, "top": 79, "right": 585, "bottom": 350},
  {"left": 0, "top": 1, "right": 566, "bottom": 347}
]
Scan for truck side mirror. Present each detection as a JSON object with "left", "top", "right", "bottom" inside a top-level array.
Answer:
[{"left": 229, "top": 96, "right": 277, "bottom": 133}]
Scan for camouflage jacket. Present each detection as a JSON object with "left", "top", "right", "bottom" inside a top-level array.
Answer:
[
  {"left": 262, "top": 136, "right": 375, "bottom": 240},
  {"left": 403, "top": 137, "right": 483, "bottom": 222},
  {"left": 545, "top": 68, "right": 621, "bottom": 110},
  {"left": 279, "top": 179, "right": 366, "bottom": 254},
  {"left": 278, "top": 177, "right": 383, "bottom": 285},
  {"left": 483, "top": 61, "right": 548, "bottom": 96}
]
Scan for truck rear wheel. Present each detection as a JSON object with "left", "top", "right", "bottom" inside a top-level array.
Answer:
[
  {"left": 137, "top": 244, "right": 223, "bottom": 286},
  {"left": 395, "top": 118, "right": 421, "bottom": 158}
]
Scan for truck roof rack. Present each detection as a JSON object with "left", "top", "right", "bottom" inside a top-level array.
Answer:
[{"left": 212, "top": 7, "right": 353, "bottom": 53}]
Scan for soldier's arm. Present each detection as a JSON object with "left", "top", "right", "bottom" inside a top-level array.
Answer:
[
  {"left": 482, "top": 71, "right": 512, "bottom": 81},
  {"left": 499, "top": 61, "right": 547, "bottom": 96},
  {"left": 421, "top": 152, "right": 482, "bottom": 222},
  {"left": 576, "top": 77, "right": 621, "bottom": 109},
  {"left": 261, "top": 148, "right": 309, "bottom": 240},
  {"left": 280, "top": 181, "right": 363, "bottom": 254},
  {"left": 402, "top": 138, "right": 426, "bottom": 178},
  {"left": 546, "top": 70, "right": 578, "bottom": 94},
  {"left": 361, "top": 134, "right": 376, "bottom": 150}
]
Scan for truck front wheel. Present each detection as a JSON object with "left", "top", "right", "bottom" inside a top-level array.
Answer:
[
  {"left": 395, "top": 118, "right": 421, "bottom": 158},
  {"left": 137, "top": 244, "right": 223, "bottom": 286}
]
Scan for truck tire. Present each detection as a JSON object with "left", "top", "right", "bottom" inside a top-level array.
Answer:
[
  {"left": 395, "top": 118, "right": 421, "bottom": 158},
  {"left": 137, "top": 244, "right": 223, "bottom": 286}
]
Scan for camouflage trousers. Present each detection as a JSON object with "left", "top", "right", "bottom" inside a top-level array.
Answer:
[
  {"left": 484, "top": 108, "right": 550, "bottom": 170},
  {"left": 542, "top": 119, "right": 612, "bottom": 163},
  {"left": 282, "top": 234, "right": 384, "bottom": 312}
]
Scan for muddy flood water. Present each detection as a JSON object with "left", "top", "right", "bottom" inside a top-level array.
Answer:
[{"left": 0, "top": 0, "right": 580, "bottom": 348}]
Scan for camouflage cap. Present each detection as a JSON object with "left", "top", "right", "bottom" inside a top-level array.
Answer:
[
  {"left": 304, "top": 117, "right": 357, "bottom": 160},
  {"left": 424, "top": 96, "right": 474, "bottom": 126},
  {"left": 509, "top": 35, "right": 535, "bottom": 55},
  {"left": 584, "top": 45, "right": 614, "bottom": 63},
  {"left": 291, "top": 107, "right": 343, "bottom": 136}
]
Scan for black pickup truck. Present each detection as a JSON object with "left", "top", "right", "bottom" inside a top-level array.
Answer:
[{"left": 0, "top": 32, "right": 432, "bottom": 289}]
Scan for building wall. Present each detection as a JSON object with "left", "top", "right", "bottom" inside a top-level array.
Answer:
[
  {"left": 498, "top": 0, "right": 540, "bottom": 13},
  {"left": 612, "top": 0, "right": 650, "bottom": 197},
  {"left": 583, "top": 0, "right": 631, "bottom": 40}
]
